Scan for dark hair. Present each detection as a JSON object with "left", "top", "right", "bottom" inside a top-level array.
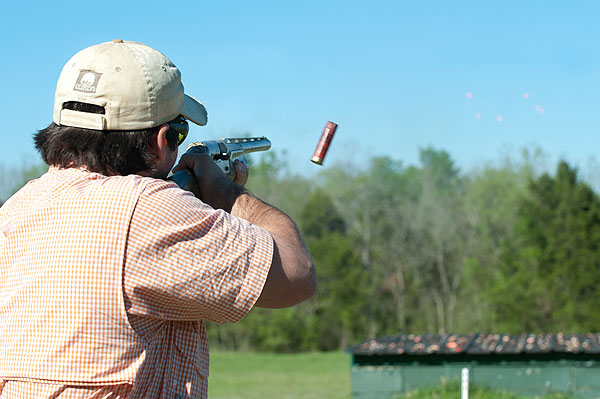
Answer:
[{"left": 35, "top": 102, "right": 179, "bottom": 176}]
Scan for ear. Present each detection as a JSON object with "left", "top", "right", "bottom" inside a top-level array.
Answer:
[{"left": 154, "top": 124, "right": 171, "bottom": 161}]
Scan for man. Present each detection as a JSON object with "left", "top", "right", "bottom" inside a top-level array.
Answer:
[{"left": 0, "top": 40, "right": 316, "bottom": 398}]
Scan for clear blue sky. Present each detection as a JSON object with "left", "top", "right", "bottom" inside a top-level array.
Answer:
[{"left": 1, "top": 0, "right": 598, "bottom": 177}]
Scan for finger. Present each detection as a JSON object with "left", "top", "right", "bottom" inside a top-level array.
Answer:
[
  {"left": 172, "top": 154, "right": 191, "bottom": 173},
  {"left": 171, "top": 162, "right": 184, "bottom": 173},
  {"left": 233, "top": 160, "right": 249, "bottom": 186}
]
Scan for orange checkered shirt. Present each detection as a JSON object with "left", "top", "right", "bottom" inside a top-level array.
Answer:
[{"left": 0, "top": 167, "right": 273, "bottom": 398}]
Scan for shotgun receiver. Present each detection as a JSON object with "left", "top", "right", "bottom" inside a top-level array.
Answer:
[{"left": 169, "top": 137, "right": 271, "bottom": 190}]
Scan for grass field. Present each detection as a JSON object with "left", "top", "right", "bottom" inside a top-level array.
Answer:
[
  {"left": 208, "top": 351, "right": 352, "bottom": 399},
  {"left": 207, "top": 351, "right": 576, "bottom": 399}
]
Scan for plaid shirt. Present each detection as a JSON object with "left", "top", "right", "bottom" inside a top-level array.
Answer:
[{"left": 0, "top": 167, "right": 273, "bottom": 398}]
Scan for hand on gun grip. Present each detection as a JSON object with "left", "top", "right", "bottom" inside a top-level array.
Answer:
[{"left": 169, "top": 136, "right": 270, "bottom": 198}]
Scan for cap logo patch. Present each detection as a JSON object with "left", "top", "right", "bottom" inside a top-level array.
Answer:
[{"left": 74, "top": 71, "right": 102, "bottom": 93}]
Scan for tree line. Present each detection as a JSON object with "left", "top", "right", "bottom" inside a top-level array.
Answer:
[
  {"left": 208, "top": 147, "right": 600, "bottom": 352},
  {"left": 3, "top": 147, "right": 600, "bottom": 352}
]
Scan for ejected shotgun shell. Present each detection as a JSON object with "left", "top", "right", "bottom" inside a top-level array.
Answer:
[{"left": 311, "top": 121, "right": 338, "bottom": 165}]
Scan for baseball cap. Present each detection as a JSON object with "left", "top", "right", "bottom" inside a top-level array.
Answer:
[{"left": 53, "top": 39, "right": 207, "bottom": 131}]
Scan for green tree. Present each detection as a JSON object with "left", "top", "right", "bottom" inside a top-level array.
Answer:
[
  {"left": 300, "top": 189, "right": 367, "bottom": 349},
  {"left": 492, "top": 160, "right": 600, "bottom": 332},
  {"left": 458, "top": 164, "right": 528, "bottom": 332},
  {"left": 401, "top": 148, "right": 473, "bottom": 334},
  {"left": 321, "top": 156, "right": 413, "bottom": 338}
]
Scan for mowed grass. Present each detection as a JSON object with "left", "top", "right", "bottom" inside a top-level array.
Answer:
[
  {"left": 208, "top": 351, "right": 352, "bottom": 399},
  {"left": 404, "top": 381, "right": 576, "bottom": 399},
  {"left": 207, "top": 352, "right": 576, "bottom": 399}
]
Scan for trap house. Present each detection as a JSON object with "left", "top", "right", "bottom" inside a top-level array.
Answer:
[{"left": 348, "top": 332, "right": 600, "bottom": 398}]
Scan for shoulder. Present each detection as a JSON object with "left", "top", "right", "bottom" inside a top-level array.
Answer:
[{"left": 134, "top": 177, "right": 216, "bottom": 220}]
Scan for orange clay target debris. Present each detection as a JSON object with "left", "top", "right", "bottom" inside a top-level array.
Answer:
[{"left": 311, "top": 121, "right": 338, "bottom": 165}]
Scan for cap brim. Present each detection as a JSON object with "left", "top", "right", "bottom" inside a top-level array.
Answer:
[{"left": 182, "top": 94, "right": 208, "bottom": 126}]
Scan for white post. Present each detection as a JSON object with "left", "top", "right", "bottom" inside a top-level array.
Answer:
[{"left": 461, "top": 367, "right": 469, "bottom": 399}]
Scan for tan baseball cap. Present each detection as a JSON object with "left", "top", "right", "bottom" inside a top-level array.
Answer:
[{"left": 53, "top": 39, "right": 207, "bottom": 130}]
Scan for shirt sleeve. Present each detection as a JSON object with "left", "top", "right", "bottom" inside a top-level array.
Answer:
[{"left": 123, "top": 179, "right": 273, "bottom": 324}]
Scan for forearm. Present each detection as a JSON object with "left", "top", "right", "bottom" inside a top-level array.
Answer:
[
  {"left": 173, "top": 153, "right": 316, "bottom": 307},
  {"left": 231, "top": 192, "right": 300, "bottom": 242},
  {"left": 231, "top": 192, "right": 316, "bottom": 308}
]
